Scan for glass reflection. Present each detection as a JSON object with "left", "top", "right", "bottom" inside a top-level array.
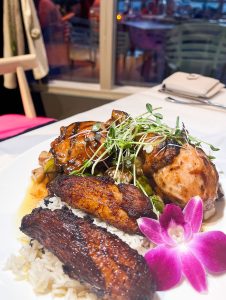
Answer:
[
  {"left": 116, "top": 0, "right": 226, "bottom": 86},
  {"left": 35, "top": 0, "right": 99, "bottom": 82}
]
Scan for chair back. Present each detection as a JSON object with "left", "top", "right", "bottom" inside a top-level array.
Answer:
[
  {"left": 116, "top": 31, "right": 131, "bottom": 56},
  {"left": 90, "top": 19, "right": 99, "bottom": 49},
  {"left": 165, "top": 22, "right": 226, "bottom": 77},
  {"left": 69, "top": 18, "right": 99, "bottom": 67},
  {"left": 70, "top": 17, "right": 96, "bottom": 48}
]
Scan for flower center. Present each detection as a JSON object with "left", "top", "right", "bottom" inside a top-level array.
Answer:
[{"left": 168, "top": 224, "right": 185, "bottom": 244}]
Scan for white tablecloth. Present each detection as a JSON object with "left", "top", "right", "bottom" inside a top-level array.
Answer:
[
  {"left": 1, "top": 85, "right": 226, "bottom": 174},
  {"left": 1, "top": 85, "right": 226, "bottom": 300}
]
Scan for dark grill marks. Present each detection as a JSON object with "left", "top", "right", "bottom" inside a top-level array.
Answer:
[{"left": 20, "top": 207, "right": 155, "bottom": 300}]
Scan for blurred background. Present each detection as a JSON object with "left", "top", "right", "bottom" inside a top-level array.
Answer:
[
  {"left": 37, "top": 0, "right": 226, "bottom": 87},
  {"left": 2, "top": 0, "right": 226, "bottom": 119}
]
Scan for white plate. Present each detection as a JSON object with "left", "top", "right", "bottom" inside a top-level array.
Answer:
[{"left": 0, "top": 138, "right": 225, "bottom": 300}]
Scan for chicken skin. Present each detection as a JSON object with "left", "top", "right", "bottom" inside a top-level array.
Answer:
[
  {"left": 142, "top": 142, "right": 219, "bottom": 216},
  {"left": 50, "top": 121, "right": 107, "bottom": 174},
  {"left": 50, "top": 110, "right": 128, "bottom": 174}
]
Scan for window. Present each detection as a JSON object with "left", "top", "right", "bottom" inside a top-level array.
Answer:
[
  {"left": 36, "top": 0, "right": 100, "bottom": 83},
  {"left": 36, "top": 0, "right": 226, "bottom": 94},
  {"left": 115, "top": 0, "right": 226, "bottom": 86}
]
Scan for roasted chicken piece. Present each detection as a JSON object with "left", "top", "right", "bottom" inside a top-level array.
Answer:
[
  {"left": 48, "top": 175, "right": 155, "bottom": 234},
  {"left": 50, "top": 110, "right": 128, "bottom": 175},
  {"left": 50, "top": 121, "right": 107, "bottom": 174},
  {"left": 142, "top": 141, "right": 219, "bottom": 217},
  {"left": 105, "top": 109, "right": 129, "bottom": 126},
  {"left": 20, "top": 207, "right": 155, "bottom": 300},
  {"left": 142, "top": 138, "right": 180, "bottom": 173}
]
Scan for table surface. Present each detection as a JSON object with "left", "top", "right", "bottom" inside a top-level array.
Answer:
[
  {"left": 1, "top": 85, "right": 226, "bottom": 174},
  {"left": 122, "top": 20, "right": 175, "bottom": 30}
]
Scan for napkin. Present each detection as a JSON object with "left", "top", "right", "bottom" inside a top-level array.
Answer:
[
  {"left": 160, "top": 72, "right": 224, "bottom": 99},
  {"left": 0, "top": 114, "right": 56, "bottom": 141}
]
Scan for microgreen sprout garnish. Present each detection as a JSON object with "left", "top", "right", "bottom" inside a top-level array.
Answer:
[{"left": 70, "top": 104, "right": 220, "bottom": 216}]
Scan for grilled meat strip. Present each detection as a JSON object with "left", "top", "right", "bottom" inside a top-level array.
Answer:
[
  {"left": 20, "top": 207, "right": 155, "bottom": 300},
  {"left": 48, "top": 175, "right": 155, "bottom": 235}
]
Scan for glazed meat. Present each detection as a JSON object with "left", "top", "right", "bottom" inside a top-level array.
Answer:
[
  {"left": 48, "top": 175, "right": 155, "bottom": 234},
  {"left": 50, "top": 110, "right": 128, "bottom": 174},
  {"left": 20, "top": 207, "right": 155, "bottom": 300},
  {"left": 105, "top": 109, "right": 129, "bottom": 126},
  {"left": 49, "top": 109, "right": 220, "bottom": 219},
  {"left": 142, "top": 142, "right": 219, "bottom": 215},
  {"left": 50, "top": 121, "right": 107, "bottom": 174},
  {"left": 142, "top": 138, "right": 180, "bottom": 173}
]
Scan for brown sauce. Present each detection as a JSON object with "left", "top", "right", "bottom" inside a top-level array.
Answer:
[{"left": 17, "top": 177, "right": 49, "bottom": 225}]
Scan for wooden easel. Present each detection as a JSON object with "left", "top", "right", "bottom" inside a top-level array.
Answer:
[{"left": 0, "top": 54, "right": 38, "bottom": 118}]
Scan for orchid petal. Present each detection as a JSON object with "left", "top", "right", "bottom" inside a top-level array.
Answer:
[
  {"left": 159, "top": 204, "right": 186, "bottom": 246},
  {"left": 183, "top": 196, "right": 203, "bottom": 233},
  {"left": 160, "top": 204, "right": 185, "bottom": 230},
  {"left": 183, "top": 223, "right": 193, "bottom": 241},
  {"left": 181, "top": 250, "right": 207, "bottom": 292},
  {"left": 144, "top": 245, "right": 182, "bottom": 291},
  {"left": 189, "top": 231, "right": 226, "bottom": 273},
  {"left": 160, "top": 220, "right": 180, "bottom": 246},
  {"left": 137, "top": 217, "right": 163, "bottom": 245}
]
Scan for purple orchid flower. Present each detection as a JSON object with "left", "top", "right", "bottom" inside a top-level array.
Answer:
[{"left": 138, "top": 196, "right": 226, "bottom": 293}]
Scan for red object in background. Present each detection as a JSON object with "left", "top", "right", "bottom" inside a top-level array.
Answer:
[
  {"left": 80, "top": 0, "right": 95, "bottom": 19},
  {"left": 150, "top": 0, "right": 159, "bottom": 15},
  {"left": 62, "top": 12, "right": 75, "bottom": 22},
  {"left": 0, "top": 114, "right": 56, "bottom": 140}
]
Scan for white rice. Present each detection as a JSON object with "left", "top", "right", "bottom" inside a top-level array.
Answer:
[{"left": 5, "top": 196, "right": 151, "bottom": 299}]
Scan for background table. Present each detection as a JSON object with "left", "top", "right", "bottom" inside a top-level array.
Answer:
[
  {"left": 122, "top": 20, "right": 175, "bottom": 31},
  {"left": 121, "top": 21, "right": 175, "bottom": 81}
]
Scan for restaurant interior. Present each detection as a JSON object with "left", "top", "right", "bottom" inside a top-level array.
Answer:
[
  {"left": 40, "top": 0, "right": 226, "bottom": 84},
  {"left": 1, "top": 0, "right": 226, "bottom": 123}
]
